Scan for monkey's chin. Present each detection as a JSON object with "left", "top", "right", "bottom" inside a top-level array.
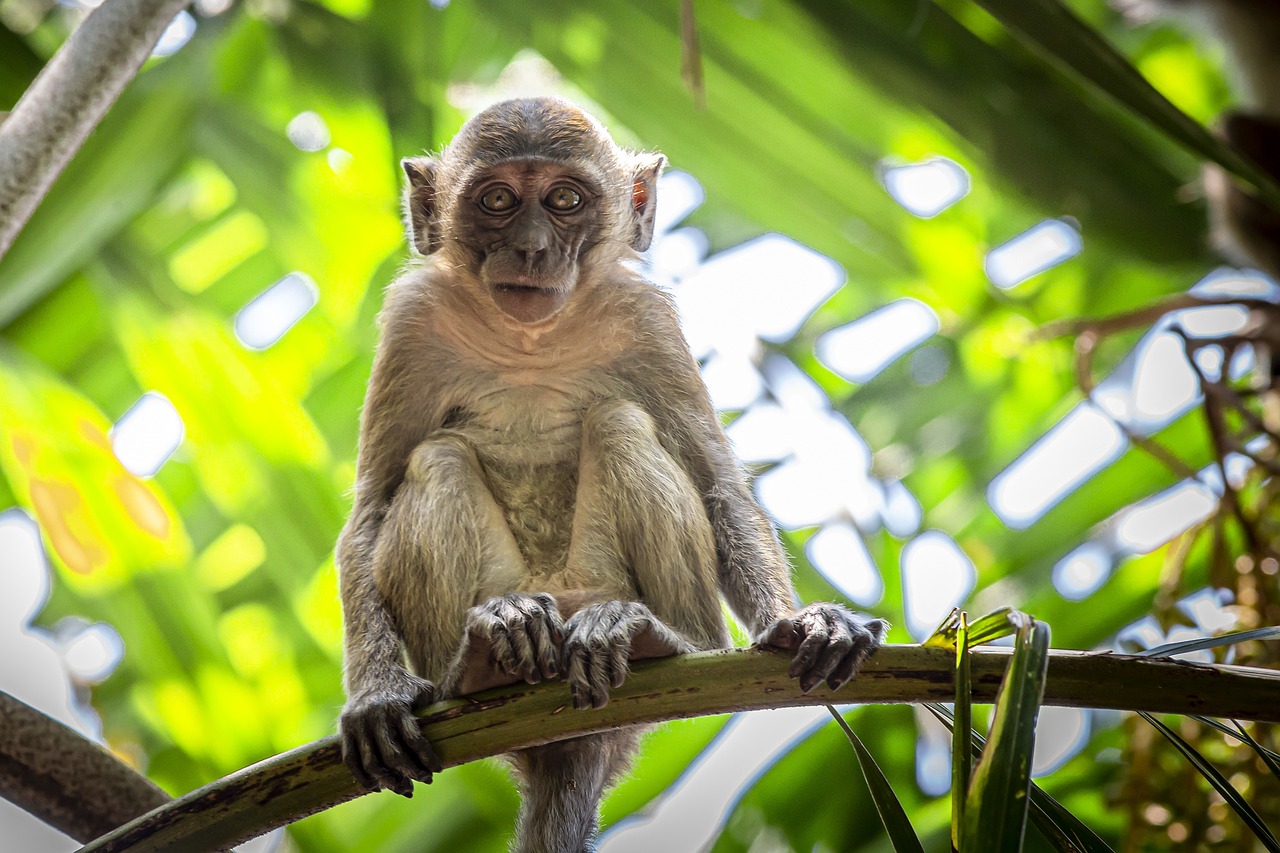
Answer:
[{"left": 492, "top": 285, "right": 569, "bottom": 325}]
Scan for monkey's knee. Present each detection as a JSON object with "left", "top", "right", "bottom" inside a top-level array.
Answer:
[
  {"left": 405, "top": 434, "right": 481, "bottom": 484},
  {"left": 582, "top": 399, "right": 661, "bottom": 456}
]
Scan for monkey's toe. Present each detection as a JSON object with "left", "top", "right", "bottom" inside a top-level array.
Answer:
[{"left": 760, "top": 604, "right": 887, "bottom": 693}]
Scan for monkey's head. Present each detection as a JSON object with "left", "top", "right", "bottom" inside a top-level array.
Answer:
[{"left": 402, "top": 98, "right": 666, "bottom": 326}]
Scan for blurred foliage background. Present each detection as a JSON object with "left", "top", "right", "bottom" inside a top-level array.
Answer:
[{"left": 1, "top": 0, "right": 1277, "bottom": 850}]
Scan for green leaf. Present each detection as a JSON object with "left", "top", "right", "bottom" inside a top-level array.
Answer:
[
  {"left": 928, "top": 705, "right": 1115, "bottom": 853},
  {"left": 1138, "top": 626, "right": 1280, "bottom": 658},
  {"left": 925, "top": 606, "right": 1018, "bottom": 649},
  {"left": 960, "top": 614, "right": 1051, "bottom": 851},
  {"left": 1141, "top": 712, "right": 1280, "bottom": 851},
  {"left": 827, "top": 706, "right": 925, "bottom": 853},
  {"left": 970, "top": 0, "right": 1280, "bottom": 209},
  {"left": 952, "top": 610, "right": 972, "bottom": 847}
]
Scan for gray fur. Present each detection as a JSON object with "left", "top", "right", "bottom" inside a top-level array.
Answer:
[{"left": 337, "top": 97, "right": 885, "bottom": 851}]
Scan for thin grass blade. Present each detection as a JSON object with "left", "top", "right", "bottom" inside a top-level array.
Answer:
[
  {"left": 952, "top": 611, "right": 972, "bottom": 848},
  {"left": 1189, "top": 716, "right": 1280, "bottom": 773},
  {"left": 827, "top": 706, "right": 925, "bottom": 853},
  {"left": 1229, "top": 720, "right": 1280, "bottom": 781},
  {"left": 1138, "top": 626, "right": 1280, "bottom": 659},
  {"left": 1141, "top": 712, "right": 1280, "bottom": 851},
  {"left": 960, "top": 615, "right": 1051, "bottom": 851},
  {"left": 927, "top": 704, "right": 1115, "bottom": 853}
]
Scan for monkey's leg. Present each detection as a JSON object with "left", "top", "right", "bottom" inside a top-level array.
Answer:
[
  {"left": 510, "top": 730, "right": 641, "bottom": 853},
  {"left": 566, "top": 398, "right": 729, "bottom": 652},
  {"left": 345, "top": 434, "right": 531, "bottom": 795},
  {"left": 560, "top": 399, "right": 729, "bottom": 710}
]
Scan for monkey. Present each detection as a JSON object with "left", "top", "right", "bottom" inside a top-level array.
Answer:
[
  {"left": 1115, "top": 0, "right": 1280, "bottom": 280},
  {"left": 335, "top": 97, "right": 887, "bottom": 853}
]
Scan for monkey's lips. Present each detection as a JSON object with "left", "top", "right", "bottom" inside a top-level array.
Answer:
[{"left": 492, "top": 283, "right": 569, "bottom": 324}]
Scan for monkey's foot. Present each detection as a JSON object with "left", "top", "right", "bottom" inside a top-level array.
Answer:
[
  {"left": 562, "top": 600, "right": 695, "bottom": 710},
  {"left": 340, "top": 668, "right": 441, "bottom": 797},
  {"left": 756, "top": 603, "right": 889, "bottom": 693},
  {"left": 448, "top": 593, "right": 565, "bottom": 696}
]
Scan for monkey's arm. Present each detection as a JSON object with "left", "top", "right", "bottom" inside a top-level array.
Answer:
[
  {"left": 336, "top": 293, "right": 452, "bottom": 795},
  {"left": 627, "top": 300, "right": 887, "bottom": 691}
]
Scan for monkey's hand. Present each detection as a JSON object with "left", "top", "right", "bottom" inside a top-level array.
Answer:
[
  {"left": 755, "top": 603, "right": 888, "bottom": 693},
  {"left": 340, "top": 667, "right": 441, "bottom": 798},
  {"left": 562, "top": 601, "right": 696, "bottom": 710},
  {"left": 445, "top": 593, "right": 566, "bottom": 696}
]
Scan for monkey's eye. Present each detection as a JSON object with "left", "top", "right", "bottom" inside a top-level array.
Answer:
[
  {"left": 480, "top": 186, "right": 519, "bottom": 214},
  {"left": 543, "top": 185, "right": 583, "bottom": 212}
]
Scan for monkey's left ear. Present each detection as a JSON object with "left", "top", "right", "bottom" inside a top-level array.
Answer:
[
  {"left": 629, "top": 152, "right": 667, "bottom": 252},
  {"left": 402, "top": 156, "right": 441, "bottom": 255}
]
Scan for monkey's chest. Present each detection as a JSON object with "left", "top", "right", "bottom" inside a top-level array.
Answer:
[{"left": 453, "top": 385, "right": 588, "bottom": 578}]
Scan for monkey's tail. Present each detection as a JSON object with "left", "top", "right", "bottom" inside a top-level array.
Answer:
[{"left": 510, "top": 730, "right": 640, "bottom": 853}]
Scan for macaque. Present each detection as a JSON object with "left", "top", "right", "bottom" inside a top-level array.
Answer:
[
  {"left": 336, "top": 97, "right": 886, "bottom": 853},
  {"left": 1117, "top": 0, "right": 1280, "bottom": 279}
]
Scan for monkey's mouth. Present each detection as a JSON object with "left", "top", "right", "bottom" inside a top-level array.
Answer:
[{"left": 491, "top": 282, "right": 569, "bottom": 325}]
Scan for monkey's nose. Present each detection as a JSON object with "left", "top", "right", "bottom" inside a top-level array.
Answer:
[{"left": 519, "top": 246, "right": 547, "bottom": 270}]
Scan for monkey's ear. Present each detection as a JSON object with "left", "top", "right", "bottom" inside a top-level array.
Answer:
[
  {"left": 401, "top": 156, "right": 441, "bottom": 255},
  {"left": 628, "top": 152, "right": 667, "bottom": 252}
]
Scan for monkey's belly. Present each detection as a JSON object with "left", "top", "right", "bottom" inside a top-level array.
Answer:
[{"left": 482, "top": 456, "right": 579, "bottom": 582}]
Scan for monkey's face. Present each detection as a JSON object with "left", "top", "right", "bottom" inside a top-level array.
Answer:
[{"left": 453, "top": 161, "right": 604, "bottom": 326}]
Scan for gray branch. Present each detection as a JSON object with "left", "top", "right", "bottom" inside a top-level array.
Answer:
[
  {"left": 0, "top": 691, "right": 170, "bottom": 843},
  {"left": 68, "top": 645, "right": 1280, "bottom": 852},
  {"left": 0, "top": 0, "right": 191, "bottom": 260}
]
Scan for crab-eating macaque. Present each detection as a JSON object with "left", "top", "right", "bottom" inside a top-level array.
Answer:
[
  {"left": 335, "top": 97, "right": 887, "bottom": 853},
  {"left": 1117, "top": 0, "right": 1280, "bottom": 279}
]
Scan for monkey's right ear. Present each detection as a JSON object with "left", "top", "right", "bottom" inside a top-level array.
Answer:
[
  {"left": 401, "top": 157, "right": 441, "bottom": 255},
  {"left": 629, "top": 152, "right": 667, "bottom": 253}
]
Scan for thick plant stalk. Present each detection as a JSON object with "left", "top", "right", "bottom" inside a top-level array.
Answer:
[
  {"left": 0, "top": 691, "right": 169, "bottom": 843},
  {"left": 66, "top": 645, "right": 1280, "bottom": 853},
  {"left": 0, "top": 0, "right": 190, "bottom": 260}
]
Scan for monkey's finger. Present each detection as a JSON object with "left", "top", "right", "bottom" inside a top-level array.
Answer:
[
  {"left": 827, "top": 618, "right": 886, "bottom": 689},
  {"left": 803, "top": 624, "right": 855, "bottom": 693},
  {"left": 789, "top": 619, "right": 830, "bottom": 681},
  {"left": 608, "top": 637, "right": 630, "bottom": 689},
  {"left": 342, "top": 725, "right": 379, "bottom": 790},
  {"left": 394, "top": 711, "right": 443, "bottom": 778},
  {"left": 358, "top": 724, "right": 408, "bottom": 797},
  {"left": 586, "top": 649, "right": 612, "bottom": 709},
  {"left": 825, "top": 651, "right": 860, "bottom": 692},
  {"left": 487, "top": 622, "right": 518, "bottom": 674},
  {"left": 526, "top": 614, "right": 560, "bottom": 680},
  {"left": 373, "top": 721, "right": 422, "bottom": 797},
  {"left": 506, "top": 619, "right": 541, "bottom": 684},
  {"left": 565, "top": 645, "right": 592, "bottom": 710},
  {"left": 531, "top": 593, "right": 566, "bottom": 646}
]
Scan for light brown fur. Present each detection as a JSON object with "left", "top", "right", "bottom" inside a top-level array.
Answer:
[{"left": 336, "top": 97, "right": 886, "bottom": 853}]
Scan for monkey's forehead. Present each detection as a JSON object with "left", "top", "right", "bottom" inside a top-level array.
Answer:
[
  {"left": 452, "top": 156, "right": 614, "bottom": 187},
  {"left": 449, "top": 99, "right": 620, "bottom": 164}
]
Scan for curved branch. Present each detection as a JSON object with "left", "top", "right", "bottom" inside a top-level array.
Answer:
[
  {"left": 0, "top": 0, "right": 191, "bottom": 260},
  {"left": 0, "top": 691, "right": 169, "bottom": 843},
  {"left": 79, "top": 645, "right": 1280, "bottom": 852}
]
